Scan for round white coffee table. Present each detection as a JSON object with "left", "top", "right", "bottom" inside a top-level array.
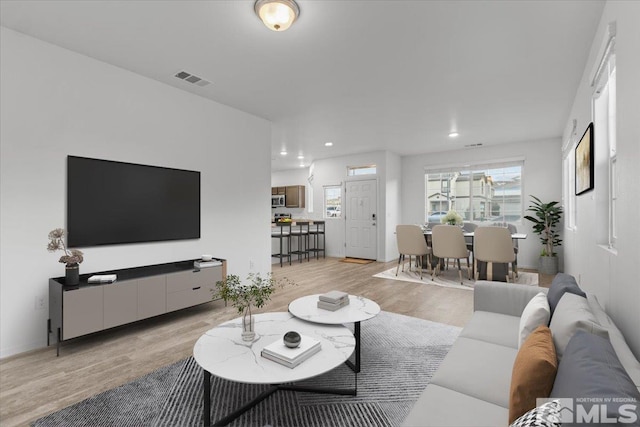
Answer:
[
  {"left": 288, "top": 294, "right": 381, "bottom": 373},
  {"left": 193, "top": 312, "right": 356, "bottom": 426}
]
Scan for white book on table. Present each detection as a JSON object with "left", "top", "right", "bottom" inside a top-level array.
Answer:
[
  {"left": 317, "top": 300, "right": 349, "bottom": 311},
  {"left": 261, "top": 335, "right": 321, "bottom": 365},
  {"left": 194, "top": 260, "right": 222, "bottom": 268},
  {"left": 87, "top": 274, "right": 117, "bottom": 283},
  {"left": 319, "top": 290, "right": 349, "bottom": 304},
  {"left": 261, "top": 345, "right": 321, "bottom": 368}
]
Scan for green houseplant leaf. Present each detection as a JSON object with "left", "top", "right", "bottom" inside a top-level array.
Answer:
[{"left": 524, "top": 196, "right": 563, "bottom": 257}]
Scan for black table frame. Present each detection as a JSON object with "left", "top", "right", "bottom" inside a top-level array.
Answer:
[{"left": 203, "top": 365, "right": 357, "bottom": 426}]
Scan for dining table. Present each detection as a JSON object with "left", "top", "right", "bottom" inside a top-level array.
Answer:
[{"left": 422, "top": 228, "right": 527, "bottom": 278}]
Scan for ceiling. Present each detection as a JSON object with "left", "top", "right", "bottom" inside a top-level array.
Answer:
[{"left": 0, "top": 0, "right": 605, "bottom": 170}]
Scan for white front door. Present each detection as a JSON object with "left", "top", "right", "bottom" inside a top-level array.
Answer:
[{"left": 345, "top": 179, "right": 377, "bottom": 260}]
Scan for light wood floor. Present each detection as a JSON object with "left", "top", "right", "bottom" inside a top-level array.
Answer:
[{"left": 0, "top": 257, "right": 542, "bottom": 426}]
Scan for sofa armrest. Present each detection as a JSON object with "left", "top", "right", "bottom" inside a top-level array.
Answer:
[{"left": 474, "top": 281, "right": 548, "bottom": 317}]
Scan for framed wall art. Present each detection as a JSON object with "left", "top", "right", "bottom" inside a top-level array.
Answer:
[{"left": 575, "top": 122, "right": 594, "bottom": 195}]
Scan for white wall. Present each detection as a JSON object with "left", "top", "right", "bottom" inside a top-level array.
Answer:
[
  {"left": 385, "top": 151, "right": 402, "bottom": 262},
  {"left": 401, "top": 138, "right": 562, "bottom": 270},
  {"left": 561, "top": 1, "right": 640, "bottom": 357},
  {"left": 0, "top": 28, "right": 272, "bottom": 358}
]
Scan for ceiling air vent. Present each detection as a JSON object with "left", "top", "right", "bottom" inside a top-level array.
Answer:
[
  {"left": 174, "top": 70, "right": 211, "bottom": 87},
  {"left": 464, "top": 143, "right": 483, "bottom": 148}
]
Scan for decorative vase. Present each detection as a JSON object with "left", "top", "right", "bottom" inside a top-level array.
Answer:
[
  {"left": 65, "top": 263, "right": 80, "bottom": 286},
  {"left": 241, "top": 311, "right": 255, "bottom": 341}
]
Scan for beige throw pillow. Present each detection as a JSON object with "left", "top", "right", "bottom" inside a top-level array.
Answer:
[{"left": 518, "top": 292, "right": 551, "bottom": 348}]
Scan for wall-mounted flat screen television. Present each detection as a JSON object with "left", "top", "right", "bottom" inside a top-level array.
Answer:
[{"left": 67, "top": 156, "right": 200, "bottom": 247}]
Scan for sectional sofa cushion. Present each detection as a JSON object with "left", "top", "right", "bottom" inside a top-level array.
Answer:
[
  {"left": 547, "top": 272, "right": 586, "bottom": 315},
  {"left": 459, "top": 310, "right": 520, "bottom": 349},
  {"left": 403, "top": 384, "right": 508, "bottom": 427},
  {"left": 509, "top": 326, "right": 558, "bottom": 423},
  {"left": 518, "top": 292, "right": 550, "bottom": 348},
  {"left": 550, "top": 330, "right": 640, "bottom": 424},
  {"left": 430, "top": 336, "right": 518, "bottom": 408},
  {"left": 549, "top": 292, "right": 608, "bottom": 360},
  {"left": 586, "top": 294, "right": 640, "bottom": 390}
]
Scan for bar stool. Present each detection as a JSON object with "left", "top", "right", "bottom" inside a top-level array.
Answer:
[
  {"left": 308, "top": 221, "right": 325, "bottom": 259},
  {"left": 290, "top": 221, "right": 310, "bottom": 263},
  {"left": 271, "top": 222, "right": 291, "bottom": 267}
]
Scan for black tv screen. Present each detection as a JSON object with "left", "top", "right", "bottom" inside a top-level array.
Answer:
[{"left": 67, "top": 156, "right": 200, "bottom": 247}]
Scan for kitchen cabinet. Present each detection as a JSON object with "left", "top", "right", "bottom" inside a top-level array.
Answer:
[
  {"left": 271, "top": 187, "right": 286, "bottom": 195},
  {"left": 285, "top": 185, "right": 305, "bottom": 208}
]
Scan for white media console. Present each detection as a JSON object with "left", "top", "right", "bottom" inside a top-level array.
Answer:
[{"left": 48, "top": 258, "right": 226, "bottom": 356}]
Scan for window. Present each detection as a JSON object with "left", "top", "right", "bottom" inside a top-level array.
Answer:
[
  {"left": 425, "top": 161, "right": 523, "bottom": 224},
  {"left": 324, "top": 186, "right": 342, "bottom": 218},
  {"left": 347, "top": 165, "right": 376, "bottom": 176},
  {"left": 562, "top": 143, "right": 576, "bottom": 230},
  {"left": 592, "top": 24, "right": 616, "bottom": 248}
]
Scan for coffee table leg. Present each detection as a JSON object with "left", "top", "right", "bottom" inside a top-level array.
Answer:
[
  {"left": 203, "top": 369, "right": 211, "bottom": 427},
  {"left": 345, "top": 321, "right": 361, "bottom": 373}
]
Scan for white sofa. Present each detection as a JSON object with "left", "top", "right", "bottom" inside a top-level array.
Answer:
[{"left": 402, "top": 277, "right": 640, "bottom": 427}]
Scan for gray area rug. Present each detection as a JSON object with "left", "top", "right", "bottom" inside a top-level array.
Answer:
[{"left": 32, "top": 311, "right": 461, "bottom": 427}]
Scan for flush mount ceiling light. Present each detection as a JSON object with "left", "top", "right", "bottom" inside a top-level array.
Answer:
[
  {"left": 254, "top": 0, "right": 300, "bottom": 32},
  {"left": 280, "top": 150, "right": 288, "bottom": 156},
  {"left": 325, "top": 142, "right": 333, "bottom": 147},
  {"left": 448, "top": 132, "right": 460, "bottom": 138}
]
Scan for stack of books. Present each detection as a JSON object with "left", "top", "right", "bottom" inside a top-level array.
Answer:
[
  {"left": 317, "top": 290, "right": 350, "bottom": 311},
  {"left": 87, "top": 274, "right": 117, "bottom": 284},
  {"left": 194, "top": 259, "right": 222, "bottom": 269},
  {"left": 261, "top": 335, "right": 321, "bottom": 368}
]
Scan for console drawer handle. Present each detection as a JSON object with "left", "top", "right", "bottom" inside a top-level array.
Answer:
[{"left": 192, "top": 286, "right": 201, "bottom": 291}]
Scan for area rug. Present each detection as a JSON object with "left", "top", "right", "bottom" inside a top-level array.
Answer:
[
  {"left": 32, "top": 311, "right": 461, "bottom": 427},
  {"left": 340, "top": 257, "right": 375, "bottom": 264},
  {"left": 373, "top": 263, "right": 538, "bottom": 290}
]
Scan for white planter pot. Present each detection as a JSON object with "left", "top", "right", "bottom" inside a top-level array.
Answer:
[{"left": 538, "top": 256, "right": 558, "bottom": 275}]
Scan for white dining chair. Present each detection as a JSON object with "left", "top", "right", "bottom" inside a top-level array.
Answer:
[
  {"left": 474, "top": 226, "right": 516, "bottom": 282},
  {"left": 396, "top": 225, "right": 432, "bottom": 280},
  {"left": 431, "top": 225, "right": 471, "bottom": 285}
]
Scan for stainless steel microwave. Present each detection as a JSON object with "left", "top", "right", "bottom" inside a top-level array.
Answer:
[{"left": 271, "top": 195, "right": 285, "bottom": 208}]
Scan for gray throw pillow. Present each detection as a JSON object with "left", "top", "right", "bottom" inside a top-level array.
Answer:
[
  {"left": 550, "top": 330, "right": 640, "bottom": 426},
  {"left": 549, "top": 292, "right": 608, "bottom": 360},
  {"left": 547, "top": 273, "right": 586, "bottom": 315}
]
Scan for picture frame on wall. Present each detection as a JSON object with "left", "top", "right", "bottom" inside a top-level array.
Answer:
[{"left": 575, "top": 122, "right": 594, "bottom": 195}]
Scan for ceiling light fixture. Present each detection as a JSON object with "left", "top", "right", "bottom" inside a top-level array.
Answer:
[
  {"left": 280, "top": 150, "right": 287, "bottom": 156},
  {"left": 254, "top": 0, "right": 300, "bottom": 32},
  {"left": 297, "top": 155, "right": 304, "bottom": 160},
  {"left": 325, "top": 142, "right": 333, "bottom": 147},
  {"left": 448, "top": 132, "right": 460, "bottom": 138}
]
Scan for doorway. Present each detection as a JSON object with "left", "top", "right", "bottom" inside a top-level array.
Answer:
[{"left": 345, "top": 179, "right": 377, "bottom": 260}]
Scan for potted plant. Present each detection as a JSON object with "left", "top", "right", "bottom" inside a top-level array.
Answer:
[
  {"left": 441, "top": 209, "right": 463, "bottom": 226},
  {"left": 47, "top": 228, "right": 84, "bottom": 286},
  {"left": 215, "top": 273, "right": 294, "bottom": 341},
  {"left": 523, "top": 196, "right": 563, "bottom": 275}
]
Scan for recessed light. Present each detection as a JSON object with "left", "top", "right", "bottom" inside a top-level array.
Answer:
[
  {"left": 299, "top": 163, "right": 305, "bottom": 168},
  {"left": 325, "top": 142, "right": 333, "bottom": 147},
  {"left": 280, "top": 151, "right": 287, "bottom": 156},
  {"left": 297, "top": 155, "right": 304, "bottom": 160},
  {"left": 449, "top": 132, "right": 459, "bottom": 138}
]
